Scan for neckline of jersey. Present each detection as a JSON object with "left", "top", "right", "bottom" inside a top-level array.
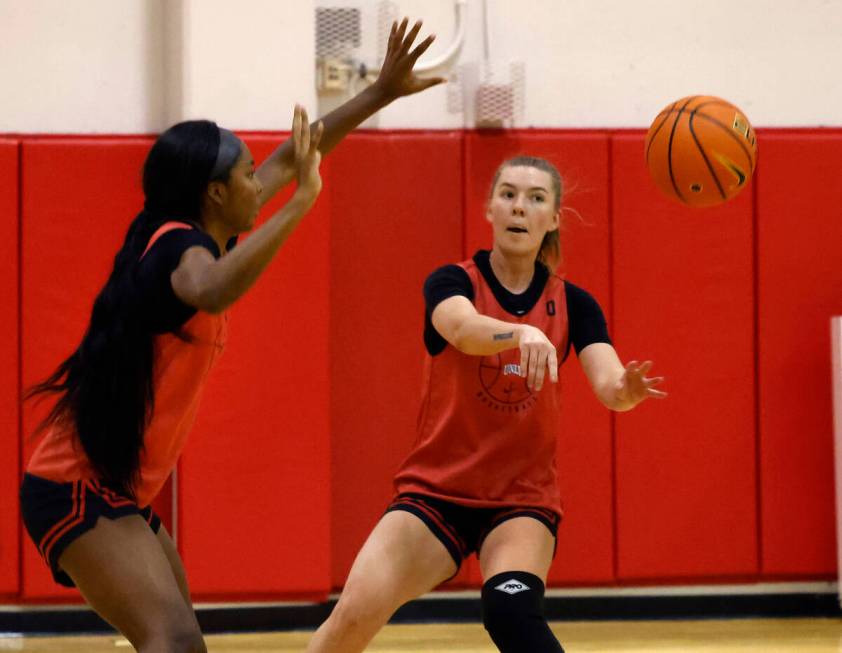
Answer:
[{"left": 472, "top": 250, "right": 549, "bottom": 317}]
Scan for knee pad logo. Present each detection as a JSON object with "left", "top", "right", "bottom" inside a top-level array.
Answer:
[{"left": 494, "top": 579, "right": 531, "bottom": 595}]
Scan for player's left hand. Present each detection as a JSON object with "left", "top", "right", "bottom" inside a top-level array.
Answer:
[
  {"left": 615, "top": 360, "right": 667, "bottom": 406},
  {"left": 372, "top": 18, "right": 446, "bottom": 101},
  {"left": 291, "top": 104, "right": 323, "bottom": 203}
]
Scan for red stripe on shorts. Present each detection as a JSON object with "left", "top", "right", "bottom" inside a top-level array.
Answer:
[{"left": 396, "top": 497, "right": 468, "bottom": 557}]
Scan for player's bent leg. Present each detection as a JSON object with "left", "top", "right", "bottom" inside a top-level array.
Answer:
[
  {"left": 59, "top": 515, "right": 206, "bottom": 653},
  {"left": 306, "top": 510, "right": 457, "bottom": 653},
  {"left": 156, "top": 523, "right": 203, "bottom": 637},
  {"left": 479, "top": 516, "right": 563, "bottom": 653}
]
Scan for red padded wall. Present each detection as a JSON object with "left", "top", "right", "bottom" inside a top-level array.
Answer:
[
  {"left": 756, "top": 132, "right": 842, "bottom": 577},
  {"left": 150, "top": 475, "right": 174, "bottom": 535},
  {"left": 179, "top": 134, "right": 331, "bottom": 599},
  {"left": 328, "top": 133, "right": 464, "bottom": 590},
  {"left": 20, "top": 139, "right": 155, "bottom": 600},
  {"left": 0, "top": 141, "right": 20, "bottom": 597},
  {"left": 463, "top": 131, "right": 615, "bottom": 586},
  {"left": 612, "top": 133, "right": 758, "bottom": 580},
  {"left": 11, "top": 128, "right": 841, "bottom": 605}
]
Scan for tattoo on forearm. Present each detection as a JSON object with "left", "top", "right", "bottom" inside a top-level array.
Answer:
[{"left": 493, "top": 331, "right": 514, "bottom": 341}]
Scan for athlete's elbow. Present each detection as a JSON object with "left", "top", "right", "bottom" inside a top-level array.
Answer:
[
  {"left": 450, "top": 326, "right": 476, "bottom": 355},
  {"left": 192, "top": 284, "right": 234, "bottom": 314},
  {"left": 452, "top": 333, "right": 488, "bottom": 356},
  {"left": 199, "top": 299, "right": 229, "bottom": 314}
]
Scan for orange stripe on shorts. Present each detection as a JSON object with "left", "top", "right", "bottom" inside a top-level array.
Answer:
[{"left": 41, "top": 482, "right": 87, "bottom": 563}]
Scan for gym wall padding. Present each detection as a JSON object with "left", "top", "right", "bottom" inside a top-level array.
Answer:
[
  {"left": 0, "top": 140, "right": 20, "bottom": 597},
  {"left": 611, "top": 133, "right": 758, "bottom": 581},
  {"left": 756, "top": 132, "right": 842, "bottom": 577},
  {"left": 178, "top": 135, "right": 332, "bottom": 599},
  {"left": 8, "top": 128, "right": 842, "bottom": 605},
  {"left": 20, "top": 138, "right": 154, "bottom": 600},
  {"left": 462, "top": 131, "right": 616, "bottom": 585},
  {"left": 327, "top": 132, "right": 465, "bottom": 590}
]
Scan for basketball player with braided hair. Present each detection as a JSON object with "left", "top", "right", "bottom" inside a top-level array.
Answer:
[
  {"left": 20, "top": 19, "right": 442, "bottom": 653},
  {"left": 307, "top": 156, "right": 666, "bottom": 653}
]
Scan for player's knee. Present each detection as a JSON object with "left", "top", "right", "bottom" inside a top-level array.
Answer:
[
  {"left": 139, "top": 610, "right": 205, "bottom": 653},
  {"left": 170, "top": 625, "right": 206, "bottom": 653},
  {"left": 481, "top": 571, "right": 564, "bottom": 653},
  {"left": 330, "top": 587, "right": 395, "bottom": 636}
]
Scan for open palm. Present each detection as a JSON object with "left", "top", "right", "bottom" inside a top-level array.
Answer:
[{"left": 373, "top": 18, "right": 446, "bottom": 100}]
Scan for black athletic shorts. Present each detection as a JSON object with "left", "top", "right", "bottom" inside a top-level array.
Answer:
[
  {"left": 19, "top": 473, "right": 162, "bottom": 587},
  {"left": 386, "top": 492, "right": 560, "bottom": 573}
]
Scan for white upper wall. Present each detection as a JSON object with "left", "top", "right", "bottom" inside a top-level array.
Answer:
[
  {"left": 1, "top": 0, "right": 840, "bottom": 133},
  {"left": 175, "top": 0, "right": 315, "bottom": 130},
  {"left": 0, "top": 0, "right": 165, "bottom": 133}
]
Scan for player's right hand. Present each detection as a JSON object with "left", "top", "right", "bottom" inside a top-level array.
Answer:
[{"left": 517, "top": 325, "right": 558, "bottom": 392}]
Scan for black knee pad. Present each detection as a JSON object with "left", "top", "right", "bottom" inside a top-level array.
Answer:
[{"left": 481, "top": 571, "right": 564, "bottom": 653}]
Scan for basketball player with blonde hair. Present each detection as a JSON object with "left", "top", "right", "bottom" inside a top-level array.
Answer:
[{"left": 307, "top": 156, "right": 666, "bottom": 653}]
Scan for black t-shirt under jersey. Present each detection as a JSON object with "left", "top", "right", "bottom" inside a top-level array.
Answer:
[
  {"left": 423, "top": 250, "right": 611, "bottom": 361},
  {"left": 135, "top": 227, "right": 221, "bottom": 333}
]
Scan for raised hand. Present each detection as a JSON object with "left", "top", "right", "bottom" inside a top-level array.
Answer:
[
  {"left": 518, "top": 325, "right": 559, "bottom": 393},
  {"left": 292, "top": 104, "right": 324, "bottom": 203},
  {"left": 372, "top": 18, "right": 446, "bottom": 101},
  {"left": 615, "top": 360, "right": 667, "bottom": 406}
]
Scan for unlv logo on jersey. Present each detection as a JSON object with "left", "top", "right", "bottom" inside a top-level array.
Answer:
[
  {"left": 546, "top": 300, "right": 556, "bottom": 316},
  {"left": 477, "top": 354, "right": 536, "bottom": 414},
  {"left": 502, "top": 363, "right": 522, "bottom": 376}
]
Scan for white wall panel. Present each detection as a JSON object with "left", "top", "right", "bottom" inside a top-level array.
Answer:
[{"left": 0, "top": 0, "right": 840, "bottom": 132}]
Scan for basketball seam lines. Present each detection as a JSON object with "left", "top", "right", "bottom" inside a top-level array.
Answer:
[
  {"left": 689, "top": 109, "right": 756, "bottom": 174},
  {"left": 667, "top": 97, "right": 698, "bottom": 203},
  {"left": 653, "top": 102, "right": 756, "bottom": 174},
  {"left": 688, "top": 111, "right": 727, "bottom": 200},
  {"left": 645, "top": 102, "right": 677, "bottom": 164}
]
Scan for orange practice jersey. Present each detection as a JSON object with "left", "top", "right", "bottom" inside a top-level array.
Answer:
[
  {"left": 394, "top": 257, "right": 569, "bottom": 516},
  {"left": 27, "top": 222, "right": 227, "bottom": 507}
]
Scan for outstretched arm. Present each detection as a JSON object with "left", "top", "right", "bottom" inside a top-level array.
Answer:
[
  {"left": 256, "top": 18, "right": 445, "bottom": 205},
  {"left": 171, "top": 106, "right": 324, "bottom": 313},
  {"left": 578, "top": 343, "right": 667, "bottom": 411},
  {"left": 432, "top": 295, "right": 559, "bottom": 392}
]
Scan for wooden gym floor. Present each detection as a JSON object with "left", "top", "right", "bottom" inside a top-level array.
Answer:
[{"left": 4, "top": 618, "right": 842, "bottom": 652}]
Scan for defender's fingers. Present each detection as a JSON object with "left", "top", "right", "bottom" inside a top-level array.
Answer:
[
  {"left": 399, "top": 20, "right": 423, "bottom": 56},
  {"left": 292, "top": 105, "right": 302, "bottom": 153},
  {"left": 417, "top": 76, "right": 447, "bottom": 91},
  {"left": 408, "top": 34, "right": 436, "bottom": 63},
  {"left": 394, "top": 17, "right": 409, "bottom": 45},
  {"left": 387, "top": 21, "right": 397, "bottom": 53}
]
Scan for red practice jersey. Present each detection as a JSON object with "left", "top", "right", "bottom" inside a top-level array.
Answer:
[
  {"left": 394, "top": 255, "right": 570, "bottom": 516},
  {"left": 27, "top": 222, "right": 228, "bottom": 507}
]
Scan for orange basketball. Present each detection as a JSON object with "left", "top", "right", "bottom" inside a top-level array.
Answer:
[{"left": 645, "top": 95, "right": 758, "bottom": 207}]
